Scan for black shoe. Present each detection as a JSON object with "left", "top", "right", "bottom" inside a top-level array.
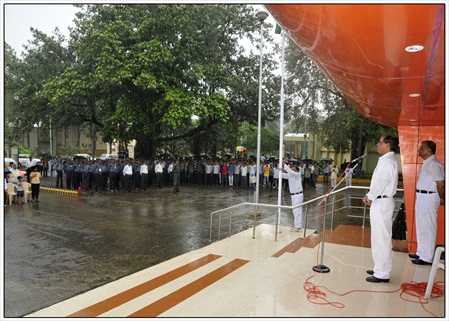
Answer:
[
  {"left": 411, "top": 259, "right": 432, "bottom": 265},
  {"left": 366, "top": 270, "right": 374, "bottom": 275},
  {"left": 366, "top": 276, "right": 389, "bottom": 283},
  {"left": 408, "top": 254, "right": 419, "bottom": 259}
]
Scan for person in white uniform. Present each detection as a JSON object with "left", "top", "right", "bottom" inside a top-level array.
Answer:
[
  {"left": 409, "top": 140, "right": 444, "bottom": 265},
  {"left": 363, "top": 135, "right": 399, "bottom": 283},
  {"left": 281, "top": 162, "right": 304, "bottom": 232}
]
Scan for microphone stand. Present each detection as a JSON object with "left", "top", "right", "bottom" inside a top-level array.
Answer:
[{"left": 312, "top": 160, "right": 362, "bottom": 273}]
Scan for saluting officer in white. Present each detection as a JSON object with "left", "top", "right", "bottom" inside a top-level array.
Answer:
[{"left": 280, "top": 162, "right": 304, "bottom": 232}]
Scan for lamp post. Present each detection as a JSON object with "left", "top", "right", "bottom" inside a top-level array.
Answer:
[
  {"left": 255, "top": 10, "right": 268, "bottom": 206},
  {"left": 49, "top": 118, "right": 53, "bottom": 155}
]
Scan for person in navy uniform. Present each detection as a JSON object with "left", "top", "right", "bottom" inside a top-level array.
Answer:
[{"left": 64, "top": 160, "right": 74, "bottom": 190}]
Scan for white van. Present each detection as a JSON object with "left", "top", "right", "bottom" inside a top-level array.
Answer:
[
  {"left": 18, "top": 154, "right": 41, "bottom": 168},
  {"left": 98, "top": 154, "right": 118, "bottom": 161}
]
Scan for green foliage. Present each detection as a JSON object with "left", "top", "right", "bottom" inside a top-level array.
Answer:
[
  {"left": 60, "top": 145, "right": 82, "bottom": 156},
  {"left": 238, "top": 121, "right": 279, "bottom": 156},
  {"left": 283, "top": 37, "right": 395, "bottom": 159},
  {"left": 6, "top": 4, "right": 282, "bottom": 158},
  {"left": 10, "top": 144, "right": 37, "bottom": 157}
]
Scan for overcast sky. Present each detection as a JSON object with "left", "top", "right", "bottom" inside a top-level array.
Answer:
[
  {"left": 4, "top": 3, "right": 79, "bottom": 55},
  {"left": 3, "top": 3, "right": 275, "bottom": 56}
]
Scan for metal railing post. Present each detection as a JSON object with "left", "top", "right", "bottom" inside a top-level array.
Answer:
[
  {"left": 363, "top": 202, "right": 367, "bottom": 227},
  {"left": 218, "top": 213, "right": 222, "bottom": 241},
  {"left": 228, "top": 211, "right": 232, "bottom": 238},
  {"left": 330, "top": 199, "right": 335, "bottom": 231},
  {"left": 208, "top": 187, "right": 403, "bottom": 242},
  {"left": 303, "top": 204, "right": 308, "bottom": 238},
  {"left": 252, "top": 205, "right": 259, "bottom": 239}
]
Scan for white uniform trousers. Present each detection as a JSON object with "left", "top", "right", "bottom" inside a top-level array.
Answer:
[
  {"left": 415, "top": 193, "right": 440, "bottom": 263},
  {"left": 370, "top": 198, "right": 394, "bottom": 279},
  {"left": 291, "top": 193, "right": 304, "bottom": 228}
]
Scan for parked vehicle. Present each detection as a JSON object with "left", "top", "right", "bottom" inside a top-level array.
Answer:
[
  {"left": 18, "top": 154, "right": 42, "bottom": 168},
  {"left": 98, "top": 154, "right": 118, "bottom": 161},
  {"left": 4, "top": 157, "right": 18, "bottom": 168},
  {"left": 73, "top": 154, "right": 93, "bottom": 163}
]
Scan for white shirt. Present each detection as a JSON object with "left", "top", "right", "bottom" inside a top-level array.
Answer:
[
  {"left": 366, "top": 151, "right": 398, "bottom": 201},
  {"left": 168, "top": 163, "right": 173, "bottom": 173},
  {"left": 345, "top": 167, "right": 353, "bottom": 177},
  {"left": 26, "top": 158, "right": 37, "bottom": 169},
  {"left": 155, "top": 163, "right": 163, "bottom": 173},
  {"left": 281, "top": 164, "right": 303, "bottom": 194},
  {"left": 416, "top": 155, "right": 444, "bottom": 191},
  {"left": 273, "top": 168, "right": 279, "bottom": 179},
  {"left": 213, "top": 164, "right": 220, "bottom": 174},
  {"left": 140, "top": 164, "right": 148, "bottom": 174},
  {"left": 123, "top": 164, "right": 133, "bottom": 175}
]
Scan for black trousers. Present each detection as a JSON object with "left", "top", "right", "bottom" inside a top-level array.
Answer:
[
  {"left": 56, "top": 170, "right": 64, "bottom": 188},
  {"left": 31, "top": 183, "right": 40, "bottom": 200},
  {"left": 124, "top": 174, "right": 133, "bottom": 192},
  {"left": 66, "top": 171, "right": 72, "bottom": 189}
]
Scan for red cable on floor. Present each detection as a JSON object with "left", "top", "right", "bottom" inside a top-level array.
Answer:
[
  {"left": 304, "top": 193, "right": 444, "bottom": 317},
  {"left": 400, "top": 281, "right": 444, "bottom": 301}
]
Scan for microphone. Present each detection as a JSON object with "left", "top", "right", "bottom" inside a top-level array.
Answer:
[{"left": 351, "top": 154, "right": 368, "bottom": 163}]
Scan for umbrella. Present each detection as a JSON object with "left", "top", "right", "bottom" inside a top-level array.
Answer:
[
  {"left": 320, "top": 158, "right": 333, "bottom": 163},
  {"left": 236, "top": 146, "right": 248, "bottom": 153},
  {"left": 27, "top": 164, "right": 43, "bottom": 173},
  {"left": 10, "top": 171, "right": 26, "bottom": 179}
]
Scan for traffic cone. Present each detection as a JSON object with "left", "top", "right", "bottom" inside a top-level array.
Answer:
[{"left": 78, "top": 186, "right": 82, "bottom": 197}]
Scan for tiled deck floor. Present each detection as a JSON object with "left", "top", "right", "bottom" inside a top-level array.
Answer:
[{"left": 26, "top": 224, "right": 445, "bottom": 318}]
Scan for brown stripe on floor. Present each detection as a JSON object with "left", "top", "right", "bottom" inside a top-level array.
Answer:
[
  {"left": 128, "top": 258, "right": 249, "bottom": 317},
  {"left": 68, "top": 254, "right": 222, "bottom": 317},
  {"left": 272, "top": 225, "right": 408, "bottom": 258}
]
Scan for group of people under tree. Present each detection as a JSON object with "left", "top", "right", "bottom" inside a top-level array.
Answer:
[{"left": 38, "top": 157, "right": 331, "bottom": 194}]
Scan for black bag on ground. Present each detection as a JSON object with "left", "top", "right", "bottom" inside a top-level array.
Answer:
[{"left": 392, "top": 202, "right": 406, "bottom": 240}]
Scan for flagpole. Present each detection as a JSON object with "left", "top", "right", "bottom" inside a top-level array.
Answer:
[{"left": 275, "top": 25, "right": 285, "bottom": 241}]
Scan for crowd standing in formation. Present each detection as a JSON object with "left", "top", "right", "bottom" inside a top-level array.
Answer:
[
  {"left": 33, "top": 156, "right": 329, "bottom": 194},
  {"left": 4, "top": 155, "right": 336, "bottom": 232}
]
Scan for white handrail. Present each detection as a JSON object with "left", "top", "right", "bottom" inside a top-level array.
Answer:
[{"left": 209, "top": 186, "right": 404, "bottom": 241}]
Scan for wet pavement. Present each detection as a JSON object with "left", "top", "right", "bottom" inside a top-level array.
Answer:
[{"left": 3, "top": 176, "right": 377, "bottom": 317}]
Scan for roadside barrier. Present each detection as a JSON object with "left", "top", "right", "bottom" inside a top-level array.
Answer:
[{"left": 40, "top": 187, "right": 78, "bottom": 196}]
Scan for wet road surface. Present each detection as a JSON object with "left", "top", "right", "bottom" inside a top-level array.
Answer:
[{"left": 3, "top": 177, "right": 370, "bottom": 317}]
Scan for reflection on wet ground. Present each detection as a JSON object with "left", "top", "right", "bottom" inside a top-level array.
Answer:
[{"left": 3, "top": 177, "right": 399, "bottom": 317}]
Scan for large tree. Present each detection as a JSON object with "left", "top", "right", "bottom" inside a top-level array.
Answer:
[
  {"left": 39, "top": 4, "right": 280, "bottom": 158},
  {"left": 283, "top": 37, "right": 392, "bottom": 159},
  {"left": 6, "top": 28, "right": 74, "bottom": 144},
  {"left": 4, "top": 43, "right": 20, "bottom": 144}
]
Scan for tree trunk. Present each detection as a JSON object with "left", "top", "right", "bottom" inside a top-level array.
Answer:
[
  {"left": 91, "top": 124, "right": 96, "bottom": 157},
  {"left": 134, "top": 138, "right": 156, "bottom": 160}
]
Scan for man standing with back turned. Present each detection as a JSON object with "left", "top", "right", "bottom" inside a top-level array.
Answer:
[
  {"left": 409, "top": 140, "right": 444, "bottom": 265},
  {"left": 363, "top": 134, "right": 399, "bottom": 283}
]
